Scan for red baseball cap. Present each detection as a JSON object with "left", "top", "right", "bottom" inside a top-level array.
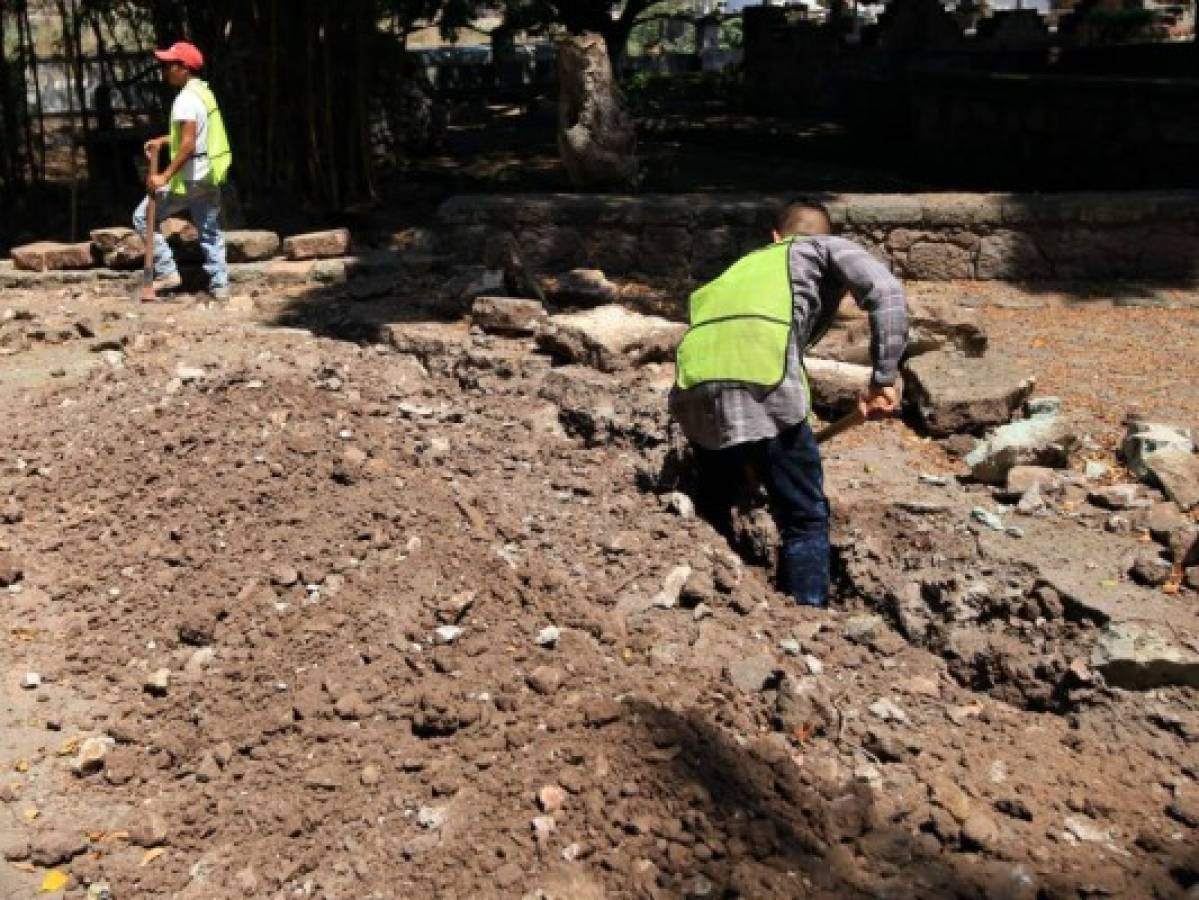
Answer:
[{"left": 154, "top": 42, "right": 204, "bottom": 71}]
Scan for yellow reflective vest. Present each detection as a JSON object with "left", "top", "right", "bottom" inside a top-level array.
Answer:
[
  {"left": 169, "top": 79, "right": 232, "bottom": 194},
  {"left": 676, "top": 238, "right": 804, "bottom": 392}
]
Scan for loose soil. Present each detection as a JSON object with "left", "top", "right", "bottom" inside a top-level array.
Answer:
[{"left": 0, "top": 277, "right": 1196, "bottom": 899}]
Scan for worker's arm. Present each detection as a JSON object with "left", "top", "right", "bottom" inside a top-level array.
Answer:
[
  {"left": 824, "top": 237, "right": 909, "bottom": 419},
  {"left": 147, "top": 120, "right": 196, "bottom": 191}
]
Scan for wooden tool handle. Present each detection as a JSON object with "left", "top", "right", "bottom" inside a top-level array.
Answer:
[{"left": 814, "top": 407, "right": 866, "bottom": 445}]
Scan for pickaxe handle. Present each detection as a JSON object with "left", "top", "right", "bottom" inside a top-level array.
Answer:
[
  {"left": 814, "top": 407, "right": 866, "bottom": 445},
  {"left": 140, "top": 145, "right": 161, "bottom": 302}
]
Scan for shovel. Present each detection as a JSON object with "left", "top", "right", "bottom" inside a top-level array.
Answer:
[
  {"left": 814, "top": 407, "right": 866, "bottom": 445},
  {"left": 138, "top": 146, "right": 161, "bottom": 303}
]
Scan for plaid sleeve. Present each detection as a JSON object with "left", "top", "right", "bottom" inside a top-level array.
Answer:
[{"left": 825, "top": 237, "right": 909, "bottom": 386}]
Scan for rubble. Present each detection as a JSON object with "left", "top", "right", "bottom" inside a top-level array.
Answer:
[
  {"left": 1091, "top": 623, "right": 1199, "bottom": 690},
  {"left": 903, "top": 350, "right": 1035, "bottom": 436},
  {"left": 471, "top": 296, "right": 547, "bottom": 335},
  {"left": 965, "top": 407, "right": 1078, "bottom": 484},
  {"left": 536, "top": 304, "right": 685, "bottom": 372},
  {"left": 1140, "top": 448, "right": 1199, "bottom": 512}
]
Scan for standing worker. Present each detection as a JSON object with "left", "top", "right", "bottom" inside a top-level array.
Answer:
[
  {"left": 134, "top": 41, "right": 232, "bottom": 299},
  {"left": 670, "top": 198, "right": 909, "bottom": 608}
]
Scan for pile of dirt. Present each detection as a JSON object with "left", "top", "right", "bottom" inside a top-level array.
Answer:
[{"left": 0, "top": 287, "right": 1196, "bottom": 899}]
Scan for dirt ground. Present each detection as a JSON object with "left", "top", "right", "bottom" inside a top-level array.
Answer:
[{"left": 0, "top": 276, "right": 1197, "bottom": 899}]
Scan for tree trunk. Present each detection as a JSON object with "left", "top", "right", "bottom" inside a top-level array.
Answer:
[{"left": 557, "top": 32, "right": 637, "bottom": 191}]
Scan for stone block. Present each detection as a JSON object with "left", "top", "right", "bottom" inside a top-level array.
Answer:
[
  {"left": 1091, "top": 622, "right": 1199, "bottom": 690},
  {"left": 582, "top": 229, "right": 641, "bottom": 273},
  {"left": 919, "top": 194, "right": 1005, "bottom": 227},
  {"left": 549, "top": 269, "right": 620, "bottom": 306},
  {"left": 846, "top": 195, "right": 923, "bottom": 227},
  {"left": 1121, "top": 423, "right": 1194, "bottom": 480},
  {"left": 965, "top": 410, "right": 1078, "bottom": 484},
  {"left": 536, "top": 304, "right": 685, "bottom": 372},
  {"left": 1141, "top": 448, "right": 1199, "bottom": 512},
  {"left": 471, "top": 296, "right": 547, "bottom": 335},
  {"left": 518, "top": 227, "right": 584, "bottom": 270},
  {"left": 226, "top": 230, "right": 281, "bottom": 263},
  {"left": 977, "top": 231, "right": 1049, "bottom": 280},
  {"left": 283, "top": 228, "right": 351, "bottom": 260},
  {"left": 904, "top": 350, "right": 1035, "bottom": 437},
  {"left": 11, "top": 241, "right": 95, "bottom": 272},
  {"left": 903, "top": 242, "right": 974, "bottom": 280},
  {"left": 90, "top": 227, "right": 144, "bottom": 270},
  {"left": 636, "top": 226, "right": 692, "bottom": 276}
]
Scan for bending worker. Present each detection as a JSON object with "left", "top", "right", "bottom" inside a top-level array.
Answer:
[
  {"left": 134, "top": 41, "right": 232, "bottom": 299},
  {"left": 670, "top": 198, "right": 909, "bottom": 608}
]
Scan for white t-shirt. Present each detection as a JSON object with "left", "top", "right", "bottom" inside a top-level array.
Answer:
[{"left": 171, "top": 83, "right": 209, "bottom": 183}]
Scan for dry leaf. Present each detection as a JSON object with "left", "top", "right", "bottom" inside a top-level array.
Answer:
[
  {"left": 9, "top": 861, "right": 36, "bottom": 873},
  {"left": 23, "top": 807, "right": 40, "bottom": 821},
  {"left": 140, "top": 847, "right": 166, "bottom": 867},
  {"left": 14, "top": 760, "right": 30, "bottom": 773},
  {"left": 39, "top": 869, "right": 70, "bottom": 892},
  {"left": 57, "top": 737, "right": 81, "bottom": 757}
]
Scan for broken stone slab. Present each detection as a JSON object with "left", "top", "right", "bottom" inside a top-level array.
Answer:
[
  {"left": 471, "top": 296, "right": 547, "bottom": 336},
  {"left": 1090, "top": 622, "right": 1199, "bottom": 690},
  {"left": 965, "top": 410, "right": 1078, "bottom": 484},
  {"left": 536, "top": 304, "right": 685, "bottom": 372},
  {"left": 725, "top": 655, "right": 780, "bottom": 693},
  {"left": 11, "top": 241, "right": 95, "bottom": 272},
  {"left": 547, "top": 268, "right": 620, "bottom": 306},
  {"left": 1121, "top": 423, "right": 1194, "bottom": 480},
  {"left": 283, "top": 228, "right": 351, "bottom": 261},
  {"left": 226, "top": 230, "right": 281, "bottom": 263},
  {"left": 90, "top": 227, "right": 144, "bottom": 269},
  {"left": 813, "top": 297, "right": 986, "bottom": 367},
  {"left": 1140, "top": 448, "right": 1199, "bottom": 512},
  {"left": 903, "top": 350, "right": 1035, "bottom": 437}
]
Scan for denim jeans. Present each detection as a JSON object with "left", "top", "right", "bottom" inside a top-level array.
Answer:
[
  {"left": 133, "top": 181, "right": 228, "bottom": 290},
  {"left": 694, "top": 421, "right": 831, "bottom": 607}
]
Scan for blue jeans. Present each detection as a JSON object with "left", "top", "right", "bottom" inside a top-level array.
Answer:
[
  {"left": 695, "top": 421, "right": 831, "bottom": 607},
  {"left": 133, "top": 181, "right": 227, "bottom": 290}
]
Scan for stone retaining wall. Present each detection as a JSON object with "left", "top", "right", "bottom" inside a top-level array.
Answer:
[{"left": 438, "top": 191, "right": 1199, "bottom": 284}]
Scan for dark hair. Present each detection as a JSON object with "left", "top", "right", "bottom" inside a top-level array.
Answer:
[{"left": 775, "top": 196, "right": 832, "bottom": 237}]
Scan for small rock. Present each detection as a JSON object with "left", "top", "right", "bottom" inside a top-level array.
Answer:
[
  {"left": 994, "top": 798, "right": 1034, "bottom": 821},
  {"left": 532, "top": 815, "right": 556, "bottom": 842},
  {"left": 416, "top": 805, "right": 447, "bottom": 830},
  {"left": 360, "top": 763, "right": 382, "bottom": 787},
  {"left": 185, "top": 647, "right": 217, "bottom": 674},
  {"left": 1088, "top": 484, "right": 1143, "bottom": 510},
  {"left": 270, "top": 565, "right": 299, "bottom": 587},
  {"left": 651, "top": 565, "right": 692, "bottom": 609},
  {"left": 434, "top": 625, "right": 463, "bottom": 645},
  {"left": 1129, "top": 551, "right": 1173, "bottom": 587},
  {"left": 971, "top": 507, "right": 1005, "bottom": 531},
  {"left": 1016, "top": 483, "right": 1045, "bottom": 515},
  {"left": 961, "top": 812, "right": 1000, "bottom": 850},
  {"left": 535, "top": 625, "right": 561, "bottom": 647},
  {"left": 779, "top": 638, "right": 801, "bottom": 657},
  {"left": 527, "top": 666, "right": 563, "bottom": 695},
  {"left": 29, "top": 829, "right": 88, "bottom": 866},
  {"left": 1105, "top": 514, "right": 1131, "bottom": 534},
  {"left": 803, "top": 654, "right": 825, "bottom": 676},
  {"left": 72, "top": 736, "right": 114, "bottom": 775},
  {"left": 1166, "top": 796, "right": 1199, "bottom": 828},
  {"left": 1006, "top": 465, "right": 1057, "bottom": 496},
  {"left": 868, "top": 698, "right": 908, "bottom": 723},
  {"left": 584, "top": 696, "right": 622, "bottom": 726},
  {"left": 947, "top": 703, "right": 983, "bottom": 725},
  {"left": 1064, "top": 815, "right": 1110, "bottom": 843},
  {"left": 1084, "top": 460, "right": 1109, "bottom": 480},
  {"left": 844, "top": 615, "right": 882, "bottom": 643},
  {"left": 538, "top": 784, "right": 568, "bottom": 813},
  {"left": 21, "top": 671, "right": 41, "bottom": 690},
  {"left": 304, "top": 765, "right": 342, "bottom": 790},
  {"left": 725, "top": 655, "right": 780, "bottom": 693},
  {"left": 175, "top": 364, "right": 206, "bottom": 383},
  {"left": 664, "top": 491, "right": 695, "bottom": 519},
  {"left": 0, "top": 552, "right": 24, "bottom": 586},
  {"left": 143, "top": 668, "right": 170, "bottom": 696},
  {"left": 334, "top": 690, "right": 374, "bottom": 720}
]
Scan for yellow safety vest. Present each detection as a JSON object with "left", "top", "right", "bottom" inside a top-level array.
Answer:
[
  {"left": 169, "top": 79, "right": 232, "bottom": 194},
  {"left": 676, "top": 238, "right": 802, "bottom": 392}
]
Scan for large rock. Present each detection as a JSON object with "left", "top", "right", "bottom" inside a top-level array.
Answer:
[
  {"left": 1142, "top": 448, "right": 1199, "bottom": 512},
  {"left": 536, "top": 305, "right": 685, "bottom": 372},
  {"left": 226, "top": 230, "right": 281, "bottom": 263},
  {"left": 813, "top": 297, "right": 986, "bottom": 367},
  {"left": 548, "top": 268, "right": 620, "bottom": 306},
  {"left": 442, "top": 267, "right": 506, "bottom": 314},
  {"left": 904, "top": 350, "right": 1035, "bottom": 436},
  {"left": 90, "top": 227, "right": 144, "bottom": 269},
  {"left": 11, "top": 241, "right": 95, "bottom": 272},
  {"left": 283, "top": 228, "right": 351, "bottom": 261},
  {"left": 1091, "top": 622, "right": 1199, "bottom": 690},
  {"left": 965, "top": 409, "right": 1078, "bottom": 484},
  {"left": 1121, "top": 422, "right": 1194, "bottom": 479},
  {"left": 471, "top": 296, "right": 547, "bottom": 336},
  {"left": 161, "top": 217, "right": 202, "bottom": 263}
]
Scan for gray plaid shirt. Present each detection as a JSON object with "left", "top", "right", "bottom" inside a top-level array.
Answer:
[{"left": 670, "top": 235, "right": 909, "bottom": 450}]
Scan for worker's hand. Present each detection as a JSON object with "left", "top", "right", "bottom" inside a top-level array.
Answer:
[
  {"left": 143, "top": 137, "right": 165, "bottom": 157},
  {"left": 858, "top": 383, "right": 900, "bottom": 421},
  {"left": 145, "top": 172, "right": 167, "bottom": 192}
]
